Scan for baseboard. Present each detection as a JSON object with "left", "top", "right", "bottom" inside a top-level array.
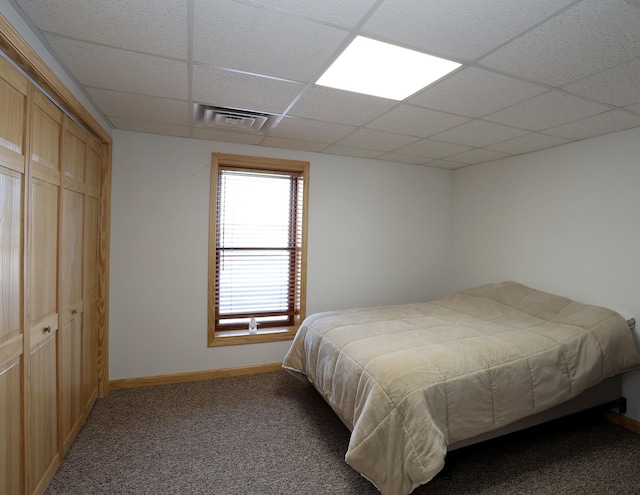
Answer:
[
  {"left": 603, "top": 411, "right": 640, "bottom": 434},
  {"left": 109, "top": 362, "right": 284, "bottom": 390}
]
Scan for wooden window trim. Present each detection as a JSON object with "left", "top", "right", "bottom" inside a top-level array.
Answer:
[{"left": 208, "top": 153, "right": 309, "bottom": 347}]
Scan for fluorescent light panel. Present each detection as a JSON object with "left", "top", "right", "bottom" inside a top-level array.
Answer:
[{"left": 316, "top": 36, "right": 461, "bottom": 101}]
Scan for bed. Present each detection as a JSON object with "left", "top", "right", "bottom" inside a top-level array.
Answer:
[{"left": 282, "top": 281, "right": 640, "bottom": 495}]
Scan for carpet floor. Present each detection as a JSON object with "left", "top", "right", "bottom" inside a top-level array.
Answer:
[{"left": 45, "top": 371, "right": 640, "bottom": 495}]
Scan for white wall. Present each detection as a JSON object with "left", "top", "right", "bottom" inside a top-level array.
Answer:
[
  {"left": 451, "top": 127, "right": 640, "bottom": 421},
  {"left": 109, "top": 130, "right": 453, "bottom": 380}
]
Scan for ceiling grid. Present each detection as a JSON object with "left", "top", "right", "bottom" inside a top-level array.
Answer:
[{"left": 10, "top": 0, "right": 640, "bottom": 169}]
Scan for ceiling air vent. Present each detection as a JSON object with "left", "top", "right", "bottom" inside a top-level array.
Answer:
[{"left": 193, "top": 104, "right": 272, "bottom": 133}]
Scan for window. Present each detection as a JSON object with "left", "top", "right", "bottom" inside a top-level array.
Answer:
[{"left": 208, "top": 153, "right": 309, "bottom": 346}]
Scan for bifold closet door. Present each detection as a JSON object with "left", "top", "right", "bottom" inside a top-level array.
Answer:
[
  {"left": 27, "top": 89, "right": 62, "bottom": 495},
  {"left": 59, "top": 116, "right": 86, "bottom": 455},
  {"left": 0, "top": 56, "right": 27, "bottom": 495},
  {"left": 83, "top": 137, "right": 101, "bottom": 415},
  {"left": 1, "top": 38, "right": 108, "bottom": 494}
]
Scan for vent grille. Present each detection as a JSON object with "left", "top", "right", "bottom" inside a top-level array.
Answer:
[{"left": 194, "top": 104, "right": 273, "bottom": 133}]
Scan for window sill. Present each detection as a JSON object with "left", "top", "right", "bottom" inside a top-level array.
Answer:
[{"left": 208, "top": 326, "right": 298, "bottom": 347}]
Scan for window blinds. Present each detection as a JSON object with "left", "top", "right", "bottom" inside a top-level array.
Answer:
[{"left": 215, "top": 167, "right": 303, "bottom": 331}]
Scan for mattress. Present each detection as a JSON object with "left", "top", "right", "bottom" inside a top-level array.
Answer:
[{"left": 282, "top": 281, "right": 640, "bottom": 495}]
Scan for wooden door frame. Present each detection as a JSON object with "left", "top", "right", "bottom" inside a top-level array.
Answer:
[{"left": 0, "top": 13, "right": 112, "bottom": 397}]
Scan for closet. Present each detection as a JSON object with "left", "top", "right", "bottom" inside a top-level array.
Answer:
[{"left": 0, "top": 37, "right": 110, "bottom": 494}]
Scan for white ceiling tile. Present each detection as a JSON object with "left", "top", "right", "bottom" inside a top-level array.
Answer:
[
  {"left": 361, "top": 0, "right": 574, "bottom": 61},
  {"left": 485, "top": 91, "right": 612, "bottom": 131},
  {"left": 321, "top": 144, "right": 382, "bottom": 159},
  {"left": 289, "top": 86, "right": 396, "bottom": 126},
  {"left": 108, "top": 117, "right": 190, "bottom": 138},
  {"left": 46, "top": 36, "right": 188, "bottom": 99},
  {"left": 446, "top": 148, "right": 512, "bottom": 165},
  {"left": 262, "top": 137, "right": 327, "bottom": 152},
  {"left": 248, "top": 0, "right": 376, "bottom": 27},
  {"left": 86, "top": 88, "right": 189, "bottom": 125},
  {"left": 336, "top": 128, "right": 419, "bottom": 152},
  {"left": 191, "top": 128, "right": 264, "bottom": 145},
  {"left": 485, "top": 133, "right": 570, "bottom": 154},
  {"left": 15, "top": 0, "right": 188, "bottom": 59},
  {"left": 430, "top": 120, "right": 529, "bottom": 147},
  {"left": 193, "top": 65, "right": 303, "bottom": 114},
  {"left": 375, "top": 153, "right": 430, "bottom": 165},
  {"left": 479, "top": 0, "right": 640, "bottom": 86},
  {"left": 409, "top": 67, "right": 548, "bottom": 117},
  {"left": 366, "top": 105, "right": 469, "bottom": 138},
  {"left": 563, "top": 59, "right": 640, "bottom": 108},
  {"left": 193, "top": 0, "right": 348, "bottom": 81},
  {"left": 542, "top": 110, "right": 640, "bottom": 140},
  {"left": 268, "top": 117, "right": 355, "bottom": 143},
  {"left": 394, "top": 139, "right": 472, "bottom": 159}
]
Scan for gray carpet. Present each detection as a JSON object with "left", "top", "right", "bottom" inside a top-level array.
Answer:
[{"left": 46, "top": 371, "right": 640, "bottom": 495}]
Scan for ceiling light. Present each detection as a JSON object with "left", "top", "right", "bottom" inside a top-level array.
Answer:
[{"left": 316, "top": 36, "right": 461, "bottom": 101}]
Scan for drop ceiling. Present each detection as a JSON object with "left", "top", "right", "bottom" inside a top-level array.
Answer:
[{"left": 9, "top": 0, "right": 640, "bottom": 169}]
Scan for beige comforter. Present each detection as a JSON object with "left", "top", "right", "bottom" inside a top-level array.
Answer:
[{"left": 282, "top": 282, "right": 640, "bottom": 495}]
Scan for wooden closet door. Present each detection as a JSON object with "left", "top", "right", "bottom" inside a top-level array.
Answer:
[
  {"left": 0, "top": 57, "right": 27, "bottom": 495},
  {"left": 59, "top": 117, "right": 86, "bottom": 455},
  {"left": 27, "top": 90, "right": 62, "bottom": 495},
  {"left": 83, "top": 137, "right": 101, "bottom": 415}
]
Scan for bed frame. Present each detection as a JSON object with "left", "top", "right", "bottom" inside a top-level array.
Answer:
[{"left": 448, "top": 373, "right": 624, "bottom": 450}]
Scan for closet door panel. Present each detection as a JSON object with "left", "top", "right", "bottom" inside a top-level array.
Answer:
[
  {"left": 84, "top": 197, "right": 99, "bottom": 296},
  {"left": 59, "top": 220, "right": 84, "bottom": 455},
  {"left": 27, "top": 90, "right": 62, "bottom": 495},
  {"left": 28, "top": 337, "right": 58, "bottom": 494},
  {"left": 28, "top": 177, "right": 60, "bottom": 495},
  {"left": 0, "top": 62, "right": 27, "bottom": 340},
  {"left": 82, "top": 287, "right": 97, "bottom": 413},
  {"left": 0, "top": 357, "right": 22, "bottom": 495},
  {"left": 83, "top": 137, "right": 101, "bottom": 412},
  {"left": 28, "top": 179, "right": 60, "bottom": 493},
  {"left": 85, "top": 138, "right": 101, "bottom": 199},
  {"left": 59, "top": 116, "right": 86, "bottom": 456},
  {"left": 61, "top": 120, "right": 85, "bottom": 193},
  {"left": 58, "top": 316, "right": 82, "bottom": 453},
  {"left": 0, "top": 167, "right": 22, "bottom": 342},
  {"left": 60, "top": 188, "right": 84, "bottom": 316},
  {"left": 83, "top": 193, "right": 99, "bottom": 413},
  {"left": 0, "top": 58, "right": 27, "bottom": 175},
  {"left": 0, "top": 59, "right": 26, "bottom": 495},
  {"left": 0, "top": 165, "right": 23, "bottom": 495},
  {"left": 29, "top": 179, "right": 58, "bottom": 325},
  {"left": 28, "top": 179, "right": 59, "bottom": 373},
  {"left": 30, "top": 91, "right": 61, "bottom": 185}
]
